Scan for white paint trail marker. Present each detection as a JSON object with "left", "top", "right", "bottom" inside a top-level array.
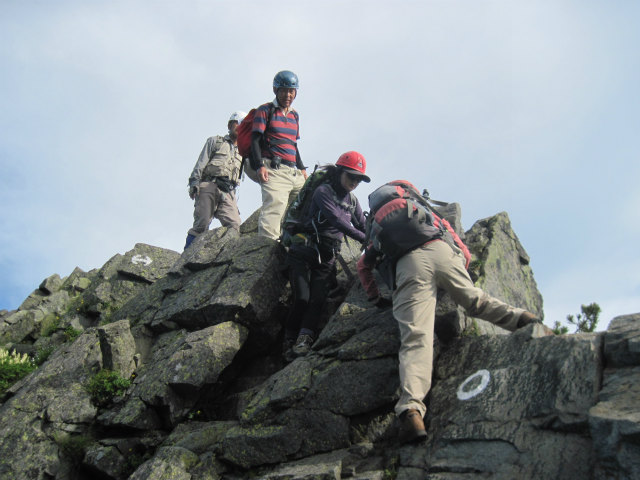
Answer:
[
  {"left": 131, "top": 255, "right": 153, "bottom": 266},
  {"left": 456, "top": 369, "right": 491, "bottom": 401}
]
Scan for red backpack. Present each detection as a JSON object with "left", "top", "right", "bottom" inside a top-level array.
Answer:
[
  {"left": 236, "top": 108, "right": 258, "bottom": 159},
  {"left": 236, "top": 103, "right": 280, "bottom": 159},
  {"left": 365, "top": 180, "right": 471, "bottom": 268},
  {"left": 237, "top": 103, "right": 282, "bottom": 182}
]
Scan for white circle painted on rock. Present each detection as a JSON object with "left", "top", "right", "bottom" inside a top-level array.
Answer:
[
  {"left": 456, "top": 369, "right": 491, "bottom": 401},
  {"left": 131, "top": 255, "right": 153, "bottom": 266}
]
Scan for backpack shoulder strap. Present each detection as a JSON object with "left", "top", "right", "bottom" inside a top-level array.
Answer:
[
  {"left": 258, "top": 103, "right": 278, "bottom": 152},
  {"left": 209, "top": 135, "right": 225, "bottom": 160},
  {"left": 347, "top": 192, "right": 357, "bottom": 213},
  {"left": 265, "top": 103, "right": 276, "bottom": 132},
  {"left": 325, "top": 184, "right": 356, "bottom": 213}
]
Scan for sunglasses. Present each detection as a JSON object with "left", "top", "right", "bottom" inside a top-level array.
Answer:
[{"left": 346, "top": 172, "right": 363, "bottom": 182}]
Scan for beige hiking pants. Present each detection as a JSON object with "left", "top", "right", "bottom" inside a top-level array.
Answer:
[
  {"left": 258, "top": 163, "right": 305, "bottom": 240},
  {"left": 392, "top": 240, "right": 526, "bottom": 418}
]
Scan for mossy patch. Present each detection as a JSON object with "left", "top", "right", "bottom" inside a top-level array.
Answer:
[{"left": 85, "top": 369, "right": 131, "bottom": 407}]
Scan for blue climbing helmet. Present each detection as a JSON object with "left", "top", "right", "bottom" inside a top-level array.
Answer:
[{"left": 273, "top": 70, "right": 299, "bottom": 89}]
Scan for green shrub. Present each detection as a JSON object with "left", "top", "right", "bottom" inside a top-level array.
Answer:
[
  {"left": 63, "top": 326, "right": 82, "bottom": 342},
  {"left": 552, "top": 321, "right": 569, "bottom": 335},
  {"left": 0, "top": 348, "right": 37, "bottom": 395},
  {"left": 567, "top": 302, "right": 601, "bottom": 333},
  {"left": 85, "top": 369, "right": 131, "bottom": 407}
]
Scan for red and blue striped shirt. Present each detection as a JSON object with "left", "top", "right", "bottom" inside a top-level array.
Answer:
[{"left": 252, "top": 101, "right": 300, "bottom": 164}]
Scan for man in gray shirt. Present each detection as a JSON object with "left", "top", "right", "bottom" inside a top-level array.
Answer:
[{"left": 184, "top": 111, "right": 246, "bottom": 249}]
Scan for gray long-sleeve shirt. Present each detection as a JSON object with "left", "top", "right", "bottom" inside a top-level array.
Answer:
[{"left": 188, "top": 135, "right": 242, "bottom": 187}]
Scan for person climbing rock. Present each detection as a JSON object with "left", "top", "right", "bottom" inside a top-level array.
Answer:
[
  {"left": 283, "top": 151, "right": 370, "bottom": 361},
  {"left": 357, "top": 179, "right": 546, "bottom": 443}
]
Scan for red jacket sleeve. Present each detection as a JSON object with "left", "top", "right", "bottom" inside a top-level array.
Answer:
[{"left": 357, "top": 249, "right": 381, "bottom": 300}]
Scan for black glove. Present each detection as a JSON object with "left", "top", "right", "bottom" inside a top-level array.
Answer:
[{"left": 373, "top": 296, "right": 392, "bottom": 309}]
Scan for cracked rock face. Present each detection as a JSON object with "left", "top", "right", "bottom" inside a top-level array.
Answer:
[
  {"left": 0, "top": 209, "right": 638, "bottom": 480},
  {"left": 424, "top": 328, "right": 602, "bottom": 478}
]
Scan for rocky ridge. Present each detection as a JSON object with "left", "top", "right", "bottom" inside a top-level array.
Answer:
[{"left": 0, "top": 207, "right": 638, "bottom": 480}]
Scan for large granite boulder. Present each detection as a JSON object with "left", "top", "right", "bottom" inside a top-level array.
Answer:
[
  {"left": 111, "top": 230, "right": 290, "bottom": 366},
  {"left": 413, "top": 326, "right": 602, "bottom": 479},
  {"left": 98, "top": 321, "right": 248, "bottom": 431},
  {"left": 0, "top": 309, "right": 43, "bottom": 345},
  {"left": 60, "top": 267, "right": 94, "bottom": 294},
  {"left": 117, "top": 243, "right": 182, "bottom": 284},
  {"left": 98, "top": 319, "right": 137, "bottom": 378},
  {"left": 79, "top": 243, "right": 180, "bottom": 320}
]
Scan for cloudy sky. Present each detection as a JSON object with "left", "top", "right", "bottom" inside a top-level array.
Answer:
[{"left": 1, "top": 1, "right": 638, "bottom": 330}]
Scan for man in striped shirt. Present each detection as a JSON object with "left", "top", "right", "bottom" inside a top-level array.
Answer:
[{"left": 249, "top": 70, "right": 308, "bottom": 240}]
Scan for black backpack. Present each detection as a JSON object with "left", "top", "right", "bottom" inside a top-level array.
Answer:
[
  {"left": 365, "top": 180, "right": 445, "bottom": 262},
  {"left": 281, "top": 166, "right": 355, "bottom": 247},
  {"left": 365, "top": 180, "right": 472, "bottom": 289}
]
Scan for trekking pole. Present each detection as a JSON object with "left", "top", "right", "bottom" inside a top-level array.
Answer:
[{"left": 336, "top": 253, "right": 355, "bottom": 283}]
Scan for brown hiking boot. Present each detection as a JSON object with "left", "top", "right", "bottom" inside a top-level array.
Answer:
[
  {"left": 399, "top": 409, "right": 427, "bottom": 444},
  {"left": 517, "top": 311, "right": 542, "bottom": 329}
]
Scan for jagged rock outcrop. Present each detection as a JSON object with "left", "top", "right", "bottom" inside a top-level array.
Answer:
[
  {"left": 0, "top": 208, "right": 638, "bottom": 480},
  {"left": 466, "top": 212, "right": 543, "bottom": 318}
]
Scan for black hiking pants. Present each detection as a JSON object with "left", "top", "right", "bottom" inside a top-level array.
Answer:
[{"left": 285, "top": 244, "right": 335, "bottom": 339}]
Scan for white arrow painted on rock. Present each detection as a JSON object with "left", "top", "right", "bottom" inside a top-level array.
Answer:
[{"left": 131, "top": 255, "right": 153, "bottom": 266}]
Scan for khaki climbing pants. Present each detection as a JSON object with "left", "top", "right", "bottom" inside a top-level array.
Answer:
[
  {"left": 258, "top": 163, "right": 305, "bottom": 240},
  {"left": 392, "top": 240, "right": 526, "bottom": 418}
]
